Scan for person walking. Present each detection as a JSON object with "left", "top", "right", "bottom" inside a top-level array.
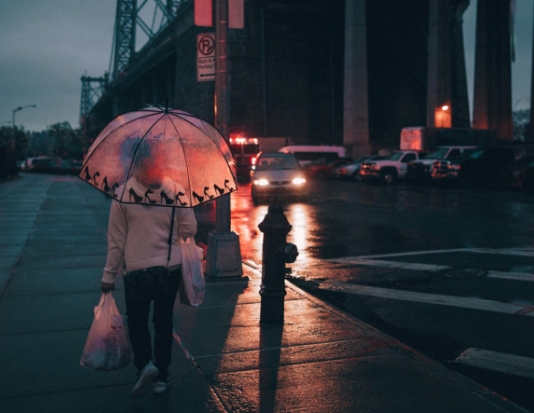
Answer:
[{"left": 100, "top": 199, "right": 197, "bottom": 398}]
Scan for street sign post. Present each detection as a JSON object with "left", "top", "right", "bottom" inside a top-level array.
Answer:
[{"left": 196, "top": 0, "right": 244, "bottom": 278}]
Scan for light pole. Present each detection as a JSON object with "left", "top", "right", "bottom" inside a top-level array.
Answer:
[
  {"left": 205, "top": 0, "right": 243, "bottom": 279},
  {"left": 12, "top": 104, "right": 36, "bottom": 128}
]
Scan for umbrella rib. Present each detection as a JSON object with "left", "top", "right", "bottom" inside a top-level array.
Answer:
[
  {"left": 119, "top": 113, "right": 167, "bottom": 202},
  {"left": 167, "top": 115, "right": 193, "bottom": 202}
]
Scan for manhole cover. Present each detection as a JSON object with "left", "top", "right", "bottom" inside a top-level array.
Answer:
[{"left": 444, "top": 269, "right": 486, "bottom": 278}]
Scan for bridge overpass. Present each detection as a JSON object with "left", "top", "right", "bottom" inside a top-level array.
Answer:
[{"left": 81, "top": 0, "right": 527, "bottom": 158}]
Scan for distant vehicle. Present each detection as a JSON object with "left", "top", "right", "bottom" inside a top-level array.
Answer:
[
  {"left": 303, "top": 157, "right": 353, "bottom": 179},
  {"left": 229, "top": 137, "right": 261, "bottom": 182},
  {"left": 359, "top": 150, "right": 427, "bottom": 184},
  {"left": 335, "top": 155, "right": 385, "bottom": 181},
  {"left": 278, "top": 145, "right": 346, "bottom": 166},
  {"left": 407, "top": 146, "right": 476, "bottom": 183},
  {"left": 250, "top": 152, "right": 307, "bottom": 204},
  {"left": 431, "top": 146, "right": 516, "bottom": 189},
  {"left": 26, "top": 157, "right": 54, "bottom": 172}
]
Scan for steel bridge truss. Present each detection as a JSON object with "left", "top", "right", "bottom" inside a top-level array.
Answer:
[
  {"left": 111, "top": 0, "right": 189, "bottom": 80},
  {"left": 80, "top": 75, "right": 108, "bottom": 126}
]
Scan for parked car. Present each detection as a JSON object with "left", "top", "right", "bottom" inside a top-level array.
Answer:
[
  {"left": 47, "top": 158, "right": 63, "bottom": 174},
  {"left": 359, "top": 150, "right": 427, "bottom": 184},
  {"left": 68, "top": 160, "right": 84, "bottom": 175},
  {"left": 250, "top": 152, "right": 307, "bottom": 204},
  {"left": 509, "top": 154, "right": 534, "bottom": 191},
  {"left": 303, "top": 157, "right": 353, "bottom": 179},
  {"left": 335, "top": 155, "right": 385, "bottom": 181},
  {"left": 431, "top": 146, "right": 516, "bottom": 189},
  {"left": 26, "top": 156, "right": 54, "bottom": 172},
  {"left": 407, "top": 146, "right": 476, "bottom": 183}
]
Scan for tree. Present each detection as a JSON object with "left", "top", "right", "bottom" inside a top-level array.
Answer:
[
  {"left": 513, "top": 109, "right": 530, "bottom": 141},
  {"left": 47, "top": 122, "right": 86, "bottom": 159},
  {"left": 0, "top": 126, "right": 29, "bottom": 179}
]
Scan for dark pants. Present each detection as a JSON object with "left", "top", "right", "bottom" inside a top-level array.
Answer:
[{"left": 124, "top": 268, "right": 181, "bottom": 380}]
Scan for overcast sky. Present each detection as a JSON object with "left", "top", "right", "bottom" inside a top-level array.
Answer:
[{"left": 0, "top": 0, "right": 532, "bottom": 133}]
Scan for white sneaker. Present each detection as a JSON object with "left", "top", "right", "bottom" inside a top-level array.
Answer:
[
  {"left": 131, "top": 362, "right": 159, "bottom": 399},
  {"left": 153, "top": 378, "right": 171, "bottom": 394}
]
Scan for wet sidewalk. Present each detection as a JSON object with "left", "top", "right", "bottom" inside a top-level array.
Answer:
[{"left": 0, "top": 173, "right": 529, "bottom": 413}]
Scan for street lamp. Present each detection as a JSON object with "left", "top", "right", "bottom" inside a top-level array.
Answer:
[
  {"left": 12, "top": 104, "right": 36, "bottom": 127},
  {"left": 435, "top": 104, "right": 451, "bottom": 128}
]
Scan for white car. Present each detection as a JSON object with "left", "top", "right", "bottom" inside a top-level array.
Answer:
[
  {"left": 359, "top": 151, "right": 425, "bottom": 184},
  {"left": 250, "top": 153, "right": 307, "bottom": 204}
]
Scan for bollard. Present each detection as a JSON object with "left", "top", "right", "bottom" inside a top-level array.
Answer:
[{"left": 258, "top": 202, "right": 299, "bottom": 323}]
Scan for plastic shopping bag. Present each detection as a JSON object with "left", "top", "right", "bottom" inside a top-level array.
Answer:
[
  {"left": 80, "top": 293, "right": 130, "bottom": 370},
  {"left": 180, "top": 237, "right": 205, "bottom": 306}
]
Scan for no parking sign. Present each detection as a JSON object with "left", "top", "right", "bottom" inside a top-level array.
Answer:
[{"left": 197, "top": 33, "right": 215, "bottom": 82}]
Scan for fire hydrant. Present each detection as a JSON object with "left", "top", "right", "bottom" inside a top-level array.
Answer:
[{"left": 258, "top": 202, "right": 299, "bottom": 323}]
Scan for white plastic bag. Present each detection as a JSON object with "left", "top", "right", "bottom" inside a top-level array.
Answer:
[
  {"left": 180, "top": 237, "right": 205, "bottom": 306},
  {"left": 80, "top": 293, "right": 130, "bottom": 370}
]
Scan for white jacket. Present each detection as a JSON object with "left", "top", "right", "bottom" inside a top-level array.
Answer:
[{"left": 102, "top": 201, "right": 197, "bottom": 284}]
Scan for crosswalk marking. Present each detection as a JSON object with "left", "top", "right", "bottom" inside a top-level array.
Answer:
[
  {"left": 325, "top": 259, "right": 534, "bottom": 283},
  {"left": 487, "top": 271, "right": 534, "bottom": 282},
  {"left": 454, "top": 348, "right": 534, "bottom": 380},
  {"left": 318, "top": 281, "right": 534, "bottom": 316},
  {"left": 325, "top": 258, "right": 449, "bottom": 272}
]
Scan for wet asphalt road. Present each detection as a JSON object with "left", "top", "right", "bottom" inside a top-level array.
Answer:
[{"left": 216, "top": 179, "right": 534, "bottom": 412}]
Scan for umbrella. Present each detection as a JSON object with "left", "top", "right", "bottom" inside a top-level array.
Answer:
[{"left": 79, "top": 107, "right": 237, "bottom": 207}]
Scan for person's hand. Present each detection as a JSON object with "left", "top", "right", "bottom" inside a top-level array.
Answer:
[{"left": 101, "top": 282, "right": 115, "bottom": 294}]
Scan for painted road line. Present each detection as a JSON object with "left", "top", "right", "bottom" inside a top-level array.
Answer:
[
  {"left": 327, "top": 257, "right": 534, "bottom": 282},
  {"left": 318, "top": 281, "right": 534, "bottom": 316},
  {"left": 454, "top": 348, "right": 534, "bottom": 380},
  {"left": 357, "top": 248, "right": 469, "bottom": 259},
  {"left": 487, "top": 271, "right": 534, "bottom": 282},
  {"left": 325, "top": 258, "right": 449, "bottom": 272},
  {"left": 356, "top": 246, "right": 534, "bottom": 260}
]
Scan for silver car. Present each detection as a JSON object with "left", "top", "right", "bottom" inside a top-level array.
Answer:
[
  {"left": 335, "top": 155, "right": 385, "bottom": 181},
  {"left": 250, "top": 153, "right": 307, "bottom": 204}
]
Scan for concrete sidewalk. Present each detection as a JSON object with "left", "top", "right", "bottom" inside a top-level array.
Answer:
[{"left": 0, "top": 173, "right": 529, "bottom": 413}]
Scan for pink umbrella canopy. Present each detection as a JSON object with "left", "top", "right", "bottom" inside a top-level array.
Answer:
[{"left": 79, "top": 108, "right": 237, "bottom": 207}]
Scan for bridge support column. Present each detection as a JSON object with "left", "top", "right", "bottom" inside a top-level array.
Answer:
[
  {"left": 529, "top": 1, "right": 534, "bottom": 142},
  {"left": 472, "top": 0, "right": 513, "bottom": 141},
  {"left": 427, "top": 0, "right": 470, "bottom": 128},
  {"left": 343, "top": 0, "right": 370, "bottom": 159}
]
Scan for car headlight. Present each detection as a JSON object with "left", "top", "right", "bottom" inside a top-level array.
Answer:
[
  {"left": 292, "top": 177, "right": 306, "bottom": 185},
  {"left": 253, "top": 179, "right": 270, "bottom": 186},
  {"left": 369, "top": 164, "right": 380, "bottom": 170},
  {"left": 450, "top": 164, "right": 461, "bottom": 170}
]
